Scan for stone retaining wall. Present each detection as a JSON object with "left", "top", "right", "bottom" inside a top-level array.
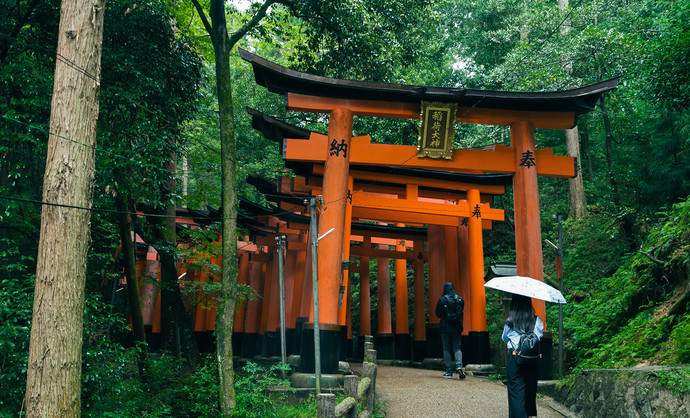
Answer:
[{"left": 554, "top": 366, "right": 690, "bottom": 417}]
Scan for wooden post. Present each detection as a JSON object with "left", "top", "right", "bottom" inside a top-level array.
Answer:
[
  {"left": 317, "top": 108, "right": 353, "bottom": 325},
  {"left": 344, "top": 375, "right": 359, "bottom": 418},
  {"left": 244, "top": 261, "right": 263, "bottom": 335},
  {"left": 233, "top": 252, "right": 250, "bottom": 333},
  {"left": 361, "top": 348, "right": 378, "bottom": 418},
  {"left": 394, "top": 231, "right": 409, "bottom": 335},
  {"left": 467, "top": 189, "right": 486, "bottom": 332},
  {"left": 457, "top": 223, "right": 471, "bottom": 335},
  {"left": 317, "top": 393, "right": 336, "bottom": 418},
  {"left": 444, "top": 225, "right": 460, "bottom": 291},
  {"left": 338, "top": 175, "right": 354, "bottom": 327},
  {"left": 413, "top": 240, "right": 426, "bottom": 342},
  {"left": 266, "top": 250, "right": 281, "bottom": 334},
  {"left": 377, "top": 254, "right": 392, "bottom": 334},
  {"left": 359, "top": 240, "right": 372, "bottom": 337},
  {"left": 346, "top": 269, "right": 353, "bottom": 339},
  {"left": 290, "top": 231, "right": 308, "bottom": 327},
  {"left": 427, "top": 225, "right": 445, "bottom": 324},
  {"left": 283, "top": 234, "right": 299, "bottom": 327},
  {"left": 300, "top": 229, "right": 313, "bottom": 321},
  {"left": 259, "top": 254, "right": 273, "bottom": 336},
  {"left": 511, "top": 120, "right": 547, "bottom": 324}
]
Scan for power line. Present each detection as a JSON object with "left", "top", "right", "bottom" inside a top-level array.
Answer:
[
  {"left": 55, "top": 52, "right": 100, "bottom": 83},
  {"left": 0, "top": 194, "right": 219, "bottom": 220},
  {"left": 1, "top": 114, "right": 173, "bottom": 177}
]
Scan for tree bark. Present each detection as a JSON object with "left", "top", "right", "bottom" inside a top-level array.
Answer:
[
  {"left": 579, "top": 120, "right": 594, "bottom": 181},
  {"left": 566, "top": 126, "right": 588, "bottom": 218},
  {"left": 559, "top": 0, "right": 588, "bottom": 219},
  {"left": 137, "top": 201, "right": 200, "bottom": 369},
  {"left": 114, "top": 191, "right": 148, "bottom": 376},
  {"left": 209, "top": 0, "right": 239, "bottom": 412},
  {"left": 24, "top": 0, "right": 106, "bottom": 414},
  {"left": 189, "top": 0, "right": 287, "bottom": 413}
]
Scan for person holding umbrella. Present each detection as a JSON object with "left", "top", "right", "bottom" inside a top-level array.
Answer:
[
  {"left": 502, "top": 294, "right": 543, "bottom": 418},
  {"left": 485, "top": 276, "right": 566, "bottom": 418}
]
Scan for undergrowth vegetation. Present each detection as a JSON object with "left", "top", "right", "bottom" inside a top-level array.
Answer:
[{"left": 553, "top": 197, "right": 690, "bottom": 389}]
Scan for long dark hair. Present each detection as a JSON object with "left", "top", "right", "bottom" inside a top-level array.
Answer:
[{"left": 505, "top": 294, "right": 536, "bottom": 332}]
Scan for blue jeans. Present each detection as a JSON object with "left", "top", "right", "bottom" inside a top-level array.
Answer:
[{"left": 441, "top": 333, "right": 463, "bottom": 372}]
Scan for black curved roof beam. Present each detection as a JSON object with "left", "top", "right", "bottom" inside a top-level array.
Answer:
[{"left": 240, "top": 48, "right": 618, "bottom": 116}]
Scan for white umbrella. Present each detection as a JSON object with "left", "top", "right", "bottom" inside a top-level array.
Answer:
[{"left": 484, "top": 275, "right": 566, "bottom": 304}]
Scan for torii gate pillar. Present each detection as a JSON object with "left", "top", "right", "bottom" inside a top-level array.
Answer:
[
  {"left": 302, "top": 108, "right": 353, "bottom": 374},
  {"left": 511, "top": 120, "right": 547, "bottom": 322},
  {"left": 317, "top": 108, "right": 353, "bottom": 325}
]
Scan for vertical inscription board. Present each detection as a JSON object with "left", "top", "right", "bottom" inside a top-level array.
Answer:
[{"left": 417, "top": 101, "right": 457, "bottom": 159}]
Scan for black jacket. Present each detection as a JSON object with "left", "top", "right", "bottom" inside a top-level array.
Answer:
[{"left": 435, "top": 282, "right": 464, "bottom": 334}]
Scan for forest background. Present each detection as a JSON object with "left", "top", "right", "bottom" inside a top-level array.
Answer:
[{"left": 0, "top": 0, "right": 688, "bottom": 416}]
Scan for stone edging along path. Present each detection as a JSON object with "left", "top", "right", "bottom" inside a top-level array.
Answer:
[{"left": 552, "top": 366, "right": 690, "bottom": 417}]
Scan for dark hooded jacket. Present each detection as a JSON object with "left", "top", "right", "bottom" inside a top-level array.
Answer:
[{"left": 435, "top": 282, "right": 464, "bottom": 334}]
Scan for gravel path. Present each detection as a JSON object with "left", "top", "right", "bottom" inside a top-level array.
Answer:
[{"left": 364, "top": 365, "right": 569, "bottom": 417}]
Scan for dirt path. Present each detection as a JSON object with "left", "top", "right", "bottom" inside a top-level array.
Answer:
[{"left": 364, "top": 365, "right": 570, "bottom": 417}]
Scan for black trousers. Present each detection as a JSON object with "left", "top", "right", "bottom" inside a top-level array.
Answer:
[{"left": 506, "top": 351, "right": 538, "bottom": 418}]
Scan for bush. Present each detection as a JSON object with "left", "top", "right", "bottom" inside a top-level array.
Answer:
[{"left": 0, "top": 242, "right": 34, "bottom": 415}]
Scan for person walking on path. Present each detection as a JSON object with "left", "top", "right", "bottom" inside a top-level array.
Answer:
[
  {"left": 502, "top": 294, "right": 544, "bottom": 418},
  {"left": 435, "top": 282, "right": 465, "bottom": 379}
]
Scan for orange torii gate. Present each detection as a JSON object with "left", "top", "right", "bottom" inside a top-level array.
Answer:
[
  {"left": 241, "top": 48, "right": 617, "bottom": 372},
  {"left": 268, "top": 164, "right": 507, "bottom": 360}
]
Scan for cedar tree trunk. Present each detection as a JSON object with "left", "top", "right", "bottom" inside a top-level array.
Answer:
[{"left": 24, "top": 0, "right": 106, "bottom": 414}]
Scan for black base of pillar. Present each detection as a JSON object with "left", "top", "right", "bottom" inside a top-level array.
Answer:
[
  {"left": 539, "top": 333, "right": 553, "bottom": 380},
  {"left": 394, "top": 334, "right": 412, "bottom": 360},
  {"left": 262, "top": 331, "right": 279, "bottom": 357},
  {"left": 339, "top": 326, "right": 348, "bottom": 361},
  {"left": 286, "top": 328, "right": 298, "bottom": 356},
  {"left": 241, "top": 332, "right": 259, "bottom": 358},
  {"left": 144, "top": 325, "right": 162, "bottom": 352},
  {"left": 375, "top": 333, "right": 396, "bottom": 360},
  {"left": 299, "top": 323, "right": 341, "bottom": 374},
  {"left": 412, "top": 340, "right": 426, "bottom": 362},
  {"left": 425, "top": 324, "right": 443, "bottom": 358},
  {"left": 293, "top": 317, "right": 307, "bottom": 355},
  {"left": 193, "top": 331, "right": 216, "bottom": 354},
  {"left": 465, "top": 331, "right": 490, "bottom": 364},
  {"left": 231, "top": 331, "right": 243, "bottom": 355},
  {"left": 355, "top": 335, "right": 369, "bottom": 360}
]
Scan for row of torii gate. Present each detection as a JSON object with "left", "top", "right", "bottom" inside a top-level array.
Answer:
[{"left": 134, "top": 50, "right": 616, "bottom": 376}]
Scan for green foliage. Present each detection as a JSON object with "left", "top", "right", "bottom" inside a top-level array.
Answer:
[
  {"left": 561, "top": 208, "right": 633, "bottom": 291},
  {"left": 83, "top": 352, "right": 221, "bottom": 417},
  {"left": 655, "top": 366, "right": 690, "bottom": 395},
  {"left": 234, "top": 362, "right": 315, "bottom": 418},
  {"left": 563, "top": 198, "right": 690, "bottom": 371},
  {"left": 0, "top": 239, "right": 33, "bottom": 414},
  {"left": 665, "top": 314, "right": 690, "bottom": 364}
]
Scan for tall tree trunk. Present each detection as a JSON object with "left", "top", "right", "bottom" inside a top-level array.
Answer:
[
  {"left": 137, "top": 141, "right": 200, "bottom": 368},
  {"left": 189, "top": 1, "right": 286, "bottom": 413},
  {"left": 114, "top": 191, "right": 148, "bottom": 376},
  {"left": 209, "top": 0, "right": 239, "bottom": 412},
  {"left": 566, "top": 126, "right": 588, "bottom": 218},
  {"left": 579, "top": 120, "right": 594, "bottom": 181},
  {"left": 559, "top": 0, "right": 588, "bottom": 219},
  {"left": 24, "top": 0, "right": 105, "bottom": 414},
  {"left": 159, "top": 147, "right": 182, "bottom": 356}
]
